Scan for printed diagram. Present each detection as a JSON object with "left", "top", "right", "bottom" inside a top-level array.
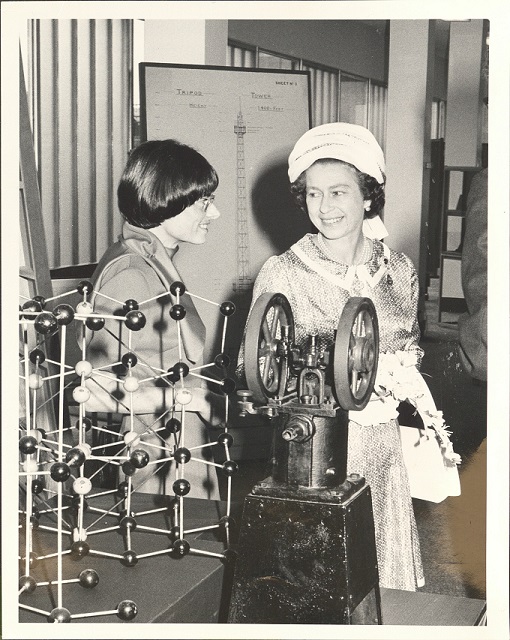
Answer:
[{"left": 233, "top": 99, "right": 252, "bottom": 296}]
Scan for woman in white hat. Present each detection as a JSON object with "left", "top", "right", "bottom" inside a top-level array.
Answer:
[{"left": 240, "top": 122, "right": 426, "bottom": 591}]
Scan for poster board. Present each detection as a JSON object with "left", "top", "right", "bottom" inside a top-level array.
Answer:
[{"left": 140, "top": 63, "right": 311, "bottom": 364}]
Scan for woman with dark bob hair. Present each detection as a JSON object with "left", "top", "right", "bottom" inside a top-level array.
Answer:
[
  {"left": 85, "top": 139, "right": 223, "bottom": 499},
  {"left": 238, "top": 122, "right": 427, "bottom": 590}
]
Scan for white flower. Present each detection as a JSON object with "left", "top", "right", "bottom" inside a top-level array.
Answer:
[
  {"left": 374, "top": 350, "right": 462, "bottom": 467},
  {"left": 375, "top": 351, "right": 423, "bottom": 404},
  {"left": 394, "top": 348, "right": 420, "bottom": 368}
]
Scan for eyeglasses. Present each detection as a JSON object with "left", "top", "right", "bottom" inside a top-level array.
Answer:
[{"left": 197, "top": 195, "right": 215, "bottom": 213}]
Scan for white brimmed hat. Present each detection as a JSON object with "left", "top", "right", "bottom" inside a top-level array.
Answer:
[{"left": 288, "top": 122, "right": 386, "bottom": 184}]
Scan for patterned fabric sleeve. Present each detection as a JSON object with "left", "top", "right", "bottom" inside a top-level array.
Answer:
[{"left": 251, "top": 256, "right": 291, "bottom": 303}]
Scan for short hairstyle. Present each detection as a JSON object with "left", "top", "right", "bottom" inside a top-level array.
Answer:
[
  {"left": 289, "top": 158, "right": 385, "bottom": 219},
  {"left": 118, "top": 139, "right": 219, "bottom": 228}
]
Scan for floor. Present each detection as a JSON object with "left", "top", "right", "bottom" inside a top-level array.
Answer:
[{"left": 222, "top": 276, "right": 487, "bottom": 602}]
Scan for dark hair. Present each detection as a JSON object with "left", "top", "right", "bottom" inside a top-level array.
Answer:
[
  {"left": 118, "top": 139, "right": 219, "bottom": 228},
  {"left": 289, "top": 158, "right": 385, "bottom": 218}
]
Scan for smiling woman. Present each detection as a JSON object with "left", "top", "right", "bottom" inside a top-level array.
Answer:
[
  {"left": 153, "top": 194, "right": 220, "bottom": 247},
  {"left": 238, "top": 122, "right": 427, "bottom": 592},
  {"left": 83, "top": 139, "right": 224, "bottom": 499},
  {"left": 303, "top": 162, "right": 369, "bottom": 263}
]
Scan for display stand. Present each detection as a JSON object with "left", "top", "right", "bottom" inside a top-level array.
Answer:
[
  {"left": 19, "top": 496, "right": 229, "bottom": 624},
  {"left": 19, "top": 494, "right": 487, "bottom": 626}
]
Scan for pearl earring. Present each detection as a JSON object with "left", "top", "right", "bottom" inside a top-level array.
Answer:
[{"left": 364, "top": 202, "right": 371, "bottom": 212}]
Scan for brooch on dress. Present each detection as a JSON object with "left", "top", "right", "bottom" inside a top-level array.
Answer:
[{"left": 383, "top": 257, "right": 393, "bottom": 286}]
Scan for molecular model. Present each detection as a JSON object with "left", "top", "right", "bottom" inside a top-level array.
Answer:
[{"left": 18, "top": 279, "right": 238, "bottom": 623}]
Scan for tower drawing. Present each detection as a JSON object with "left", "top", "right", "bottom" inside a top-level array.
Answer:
[{"left": 233, "top": 100, "right": 252, "bottom": 294}]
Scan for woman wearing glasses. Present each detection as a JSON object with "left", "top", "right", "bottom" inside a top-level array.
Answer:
[{"left": 84, "top": 139, "right": 223, "bottom": 498}]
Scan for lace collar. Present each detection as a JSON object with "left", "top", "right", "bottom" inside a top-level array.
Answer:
[{"left": 290, "top": 234, "right": 391, "bottom": 292}]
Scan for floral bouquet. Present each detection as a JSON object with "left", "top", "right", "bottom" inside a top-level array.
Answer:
[{"left": 374, "top": 346, "right": 461, "bottom": 468}]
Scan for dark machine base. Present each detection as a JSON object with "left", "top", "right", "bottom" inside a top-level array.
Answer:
[{"left": 227, "top": 481, "right": 382, "bottom": 625}]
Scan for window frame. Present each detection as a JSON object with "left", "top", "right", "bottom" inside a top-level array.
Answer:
[{"left": 228, "top": 39, "right": 389, "bottom": 147}]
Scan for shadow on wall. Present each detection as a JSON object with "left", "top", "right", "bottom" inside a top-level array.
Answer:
[
  {"left": 251, "top": 160, "right": 312, "bottom": 255},
  {"left": 207, "top": 160, "right": 313, "bottom": 384}
]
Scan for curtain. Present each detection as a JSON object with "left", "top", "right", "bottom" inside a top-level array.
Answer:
[
  {"left": 28, "top": 19, "right": 132, "bottom": 269},
  {"left": 339, "top": 73, "right": 368, "bottom": 128},
  {"left": 303, "top": 65, "right": 339, "bottom": 127},
  {"left": 228, "top": 43, "right": 256, "bottom": 68},
  {"left": 259, "top": 51, "right": 299, "bottom": 71},
  {"left": 369, "top": 82, "right": 387, "bottom": 151}
]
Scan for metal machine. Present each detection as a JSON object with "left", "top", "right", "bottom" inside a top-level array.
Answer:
[{"left": 227, "top": 293, "right": 382, "bottom": 625}]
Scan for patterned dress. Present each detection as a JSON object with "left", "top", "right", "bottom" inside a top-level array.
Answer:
[{"left": 242, "top": 233, "right": 425, "bottom": 591}]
